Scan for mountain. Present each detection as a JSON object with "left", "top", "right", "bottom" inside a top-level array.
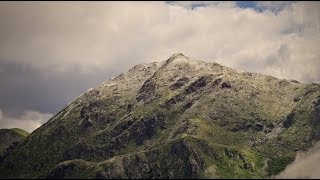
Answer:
[
  {"left": 0, "top": 128, "right": 29, "bottom": 155},
  {"left": 275, "top": 142, "right": 320, "bottom": 179},
  {"left": 0, "top": 53, "right": 319, "bottom": 178}
]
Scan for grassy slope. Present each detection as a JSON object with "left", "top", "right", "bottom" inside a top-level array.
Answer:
[
  {"left": 1, "top": 54, "right": 319, "bottom": 178},
  {"left": 11, "top": 128, "right": 29, "bottom": 138},
  {"left": 0, "top": 128, "right": 29, "bottom": 156}
]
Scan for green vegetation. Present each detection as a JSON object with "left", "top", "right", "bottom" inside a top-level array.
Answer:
[
  {"left": 11, "top": 128, "right": 29, "bottom": 138},
  {"left": 0, "top": 128, "right": 29, "bottom": 153},
  {"left": 0, "top": 54, "right": 319, "bottom": 178},
  {"left": 266, "top": 156, "right": 295, "bottom": 176}
]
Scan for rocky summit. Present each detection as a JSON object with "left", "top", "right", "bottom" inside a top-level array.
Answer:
[{"left": 0, "top": 53, "right": 319, "bottom": 178}]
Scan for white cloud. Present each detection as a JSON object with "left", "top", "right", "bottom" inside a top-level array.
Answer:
[
  {"left": 0, "top": 1, "right": 319, "bottom": 82},
  {"left": 0, "top": 109, "right": 52, "bottom": 132},
  {"left": 276, "top": 142, "right": 320, "bottom": 179},
  {"left": 169, "top": 1, "right": 236, "bottom": 9}
]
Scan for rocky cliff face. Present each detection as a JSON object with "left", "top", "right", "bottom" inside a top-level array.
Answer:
[{"left": 0, "top": 53, "right": 319, "bottom": 178}]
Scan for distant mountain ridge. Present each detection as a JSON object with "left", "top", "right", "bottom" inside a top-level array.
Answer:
[
  {"left": 0, "top": 128, "right": 29, "bottom": 155},
  {"left": 0, "top": 53, "right": 319, "bottom": 178}
]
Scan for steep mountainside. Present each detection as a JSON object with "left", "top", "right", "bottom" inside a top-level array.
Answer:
[
  {"left": 0, "top": 53, "right": 319, "bottom": 178},
  {"left": 0, "top": 128, "right": 29, "bottom": 155}
]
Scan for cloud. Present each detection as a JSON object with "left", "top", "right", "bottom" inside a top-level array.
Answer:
[
  {"left": 0, "top": 60, "right": 117, "bottom": 116},
  {"left": 0, "top": 1, "right": 319, "bottom": 119},
  {"left": 255, "top": 1, "right": 294, "bottom": 12},
  {"left": 168, "top": 1, "right": 236, "bottom": 9},
  {"left": 0, "top": 109, "right": 52, "bottom": 132},
  {"left": 275, "top": 142, "right": 320, "bottom": 179},
  {"left": 0, "top": 1, "right": 319, "bottom": 83}
]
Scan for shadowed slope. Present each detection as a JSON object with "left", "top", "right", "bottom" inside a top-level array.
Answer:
[{"left": 1, "top": 54, "right": 319, "bottom": 178}]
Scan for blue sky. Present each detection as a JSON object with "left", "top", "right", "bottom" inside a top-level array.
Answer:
[
  {"left": 167, "top": 1, "right": 294, "bottom": 12},
  {"left": 166, "top": 1, "right": 260, "bottom": 9},
  {"left": 236, "top": 1, "right": 260, "bottom": 10}
]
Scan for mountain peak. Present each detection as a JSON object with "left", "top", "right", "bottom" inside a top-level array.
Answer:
[
  {"left": 162, "top": 53, "right": 190, "bottom": 68},
  {"left": 1, "top": 54, "right": 320, "bottom": 179},
  {"left": 170, "top": 53, "right": 187, "bottom": 59}
]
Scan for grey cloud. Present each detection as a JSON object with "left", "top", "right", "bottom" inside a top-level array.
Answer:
[
  {"left": 0, "top": 1, "right": 319, "bottom": 129},
  {"left": 0, "top": 1, "right": 319, "bottom": 82},
  {"left": 0, "top": 109, "right": 52, "bottom": 132},
  {"left": 0, "top": 60, "right": 123, "bottom": 116}
]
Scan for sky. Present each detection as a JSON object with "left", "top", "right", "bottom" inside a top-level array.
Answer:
[{"left": 0, "top": 1, "right": 319, "bottom": 132}]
